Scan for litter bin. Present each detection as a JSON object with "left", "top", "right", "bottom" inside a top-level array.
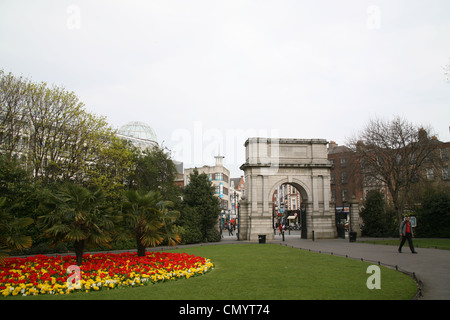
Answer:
[
  {"left": 349, "top": 232, "right": 357, "bottom": 242},
  {"left": 258, "top": 235, "right": 266, "bottom": 244}
]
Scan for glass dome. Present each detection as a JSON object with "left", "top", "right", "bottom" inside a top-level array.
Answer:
[
  {"left": 118, "top": 121, "right": 157, "bottom": 142},
  {"left": 117, "top": 121, "right": 158, "bottom": 150}
]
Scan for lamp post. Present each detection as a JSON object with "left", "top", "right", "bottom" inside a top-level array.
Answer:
[
  {"left": 237, "top": 199, "right": 240, "bottom": 240},
  {"left": 233, "top": 191, "right": 240, "bottom": 239}
]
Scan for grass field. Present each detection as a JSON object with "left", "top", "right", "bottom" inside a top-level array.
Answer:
[
  {"left": 359, "top": 238, "right": 450, "bottom": 250},
  {"left": 6, "top": 244, "right": 417, "bottom": 300}
]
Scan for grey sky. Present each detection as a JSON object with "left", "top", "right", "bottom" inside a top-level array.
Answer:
[{"left": 1, "top": 0, "right": 449, "bottom": 177}]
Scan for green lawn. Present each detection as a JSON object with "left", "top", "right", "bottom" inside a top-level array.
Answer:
[
  {"left": 359, "top": 238, "right": 450, "bottom": 250},
  {"left": 5, "top": 244, "right": 417, "bottom": 300}
]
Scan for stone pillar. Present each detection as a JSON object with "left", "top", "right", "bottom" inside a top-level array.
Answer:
[
  {"left": 349, "top": 197, "right": 361, "bottom": 237},
  {"left": 238, "top": 200, "right": 250, "bottom": 240}
]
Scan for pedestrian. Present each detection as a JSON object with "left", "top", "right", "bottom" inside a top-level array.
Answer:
[
  {"left": 228, "top": 223, "right": 233, "bottom": 236},
  {"left": 398, "top": 216, "right": 418, "bottom": 254},
  {"left": 278, "top": 224, "right": 282, "bottom": 236}
]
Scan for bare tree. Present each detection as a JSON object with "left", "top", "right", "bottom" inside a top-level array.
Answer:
[{"left": 348, "top": 116, "right": 440, "bottom": 222}]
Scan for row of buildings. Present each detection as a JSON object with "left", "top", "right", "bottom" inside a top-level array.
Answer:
[
  {"left": 328, "top": 137, "right": 450, "bottom": 207},
  {"left": 88, "top": 122, "right": 450, "bottom": 230},
  {"left": 120, "top": 122, "right": 450, "bottom": 231}
]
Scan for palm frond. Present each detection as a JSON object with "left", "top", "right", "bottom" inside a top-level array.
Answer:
[
  {"left": 4, "top": 234, "right": 32, "bottom": 250},
  {"left": 65, "top": 228, "right": 87, "bottom": 242}
]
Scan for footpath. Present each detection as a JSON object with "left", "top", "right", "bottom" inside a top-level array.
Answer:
[{"left": 214, "top": 232, "right": 450, "bottom": 300}]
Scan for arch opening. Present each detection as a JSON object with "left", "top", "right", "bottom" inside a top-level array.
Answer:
[{"left": 271, "top": 182, "right": 308, "bottom": 240}]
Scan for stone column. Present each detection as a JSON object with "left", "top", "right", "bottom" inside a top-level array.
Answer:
[{"left": 349, "top": 196, "right": 361, "bottom": 237}]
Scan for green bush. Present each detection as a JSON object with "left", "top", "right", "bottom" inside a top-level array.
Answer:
[
  {"left": 179, "top": 225, "right": 203, "bottom": 245},
  {"left": 415, "top": 189, "right": 450, "bottom": 237},
  {"left": 205, "top": 227, "right": 221, "bottom": 242},
  {"left": 360, "top": 190, "right": 396, "bottom": 237}
]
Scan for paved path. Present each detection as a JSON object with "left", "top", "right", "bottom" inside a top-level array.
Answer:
[{"left": 215, "top": 233, "right": 450, "bottom": 300}]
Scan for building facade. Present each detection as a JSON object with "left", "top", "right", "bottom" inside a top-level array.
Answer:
[
  {"left": 184, "top": 155, "right": 231, "bottom": 212},
  {"left": 328, "top": 141, "right": 365, "bottom": 207},
  {"left": 230, "top": 176, "right": 245, "bottom": 219},
  {"left": 328, "top": 137, "right": 450, "bottom": 208}
]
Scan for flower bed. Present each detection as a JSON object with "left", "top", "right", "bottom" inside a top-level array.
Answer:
[{"left": 0, "top": 251, "right": 214, "bottom": 297}]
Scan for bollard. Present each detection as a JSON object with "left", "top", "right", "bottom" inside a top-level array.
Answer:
[
  {"left": 282, "top": 231, "right": 285, "bottom": 242},
  {"left": 312, "top": 230, "right": 315, "bottom": 241}
]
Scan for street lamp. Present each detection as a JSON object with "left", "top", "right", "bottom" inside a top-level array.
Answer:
[{"left": 232, "top": 191, "right": 240, "bottom": 239}]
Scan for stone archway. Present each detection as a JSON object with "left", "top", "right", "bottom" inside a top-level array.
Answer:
[
  {"left": 269, "top": 179, "right": 309, "bottom": 238},
  {"left": 238, "top": 138, "right": 337, "bottom": 241}
]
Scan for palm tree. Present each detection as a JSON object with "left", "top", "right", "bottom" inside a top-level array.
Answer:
[
  {"left": 122, "top": 190, "right": 166, "bottom": 256},
  {"left": 0, "top": 197, "right": 34, "bottom": 262},
  {"left": 157, "top": 199, "right": 181, "bottom": 247},
  {"left": 38, "top": 183, "right": 120, "bottom": 265}
]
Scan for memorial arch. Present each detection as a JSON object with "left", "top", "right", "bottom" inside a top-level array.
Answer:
[{"left": 238, "top": 138, "right": 337, "bottom": 241}]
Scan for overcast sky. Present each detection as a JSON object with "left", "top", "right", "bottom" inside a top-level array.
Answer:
[{"left": 1, "top": 0, "right": 449, "bottom": 177}]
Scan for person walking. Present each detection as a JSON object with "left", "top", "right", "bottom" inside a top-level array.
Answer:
[
  {"left": 398, "top": 216, "right": 418, "bottom": 254},
  {"left": 228, "top": 223, "right": 233, "bottom": 236}
]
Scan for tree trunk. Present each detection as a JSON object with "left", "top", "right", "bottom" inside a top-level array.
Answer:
[
  {"left": 74, "top": 240, "right": 85, "bottom": 266},
  {"left": 136, "top": 232, "right": 146, "bottom": 257}
]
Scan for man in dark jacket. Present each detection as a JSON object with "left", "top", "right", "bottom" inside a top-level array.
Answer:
[{"left": 398, "top": 216, "right": 418, "bottom": 254}]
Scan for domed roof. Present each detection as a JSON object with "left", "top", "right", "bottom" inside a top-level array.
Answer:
[{"left": 118, "top": 121, "right": 157, "bottom": 143}]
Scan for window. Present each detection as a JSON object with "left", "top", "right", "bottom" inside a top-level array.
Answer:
[
  {"left": 291, "top": 199, "right": 296, "bottom": 210},
  {"left": 341, "top": 171, "right": 348, "bottom": 184},
  {"left": 426, "top": 168, "right": 434, "bottom": 180},
  {"left": 441, "top": 148, "right": 449, "bottom": 161},
  {"left": 215, "top": 173, "right": 223, "bottom": 181},
  {"left": 342, "top": 189, "right": 348, "bottom": 202},
  {"left": 340, "top": 158, "right": 346, "bottom": 166},
  {"left": 208, "top": 173, "right": 212, "bottom": 181},
  {"left": 330, "top": 173, "right": 335, "bottom": 184},
  {"left": 443, "top": 166, "right": 449, "bottom": 180}
]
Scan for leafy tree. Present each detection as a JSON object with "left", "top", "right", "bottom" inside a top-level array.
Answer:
[
  {"left": 181, "top": 168, "right": 221, "bottom": 242},
  {"left": 87, "top": 135, "right": 136, "bottom": 207},
  {"left": 0, "top": 197, "right": 34, "bottom": 262},
  {"left": 360, "top": 190, "right": 395, "bottom": 237},
  {"left": 131, "top": 145, "right": 182, "bottom": 202},
  {"left": 177, "top": 206, "right": 203, "bottom": 244},
  {"left": 0, "top": 70, "right": 29, "bottom": 159},
  {"left": 38, "top": 183, "right": 120, "bottom": 265},
  {"left": 0, "top": 154, "right": 31, "bottom": 203},
  {"left": 415, "top": 188, "right": 450, "bottom": 237},
  {"left": 0, "top": 155, "right": 40, "bottom": 258},
  {"left": 0, "top": 70, "right": 114, "bottom": 185}
]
